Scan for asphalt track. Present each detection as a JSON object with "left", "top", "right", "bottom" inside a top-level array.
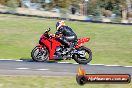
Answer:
[{"left": 0, "top": 59, "right": 132, "bottom": 76}]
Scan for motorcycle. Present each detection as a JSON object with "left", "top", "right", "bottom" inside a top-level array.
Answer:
[{"left": 31, "top": 28, "right": 92, "bottom": 64}]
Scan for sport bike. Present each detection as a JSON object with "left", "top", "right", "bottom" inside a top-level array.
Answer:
[{"left": 31, "top": 28, "right": 92, "bottom": 64}]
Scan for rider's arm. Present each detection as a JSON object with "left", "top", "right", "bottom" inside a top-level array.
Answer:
[{"left": 55, "top": 27, "right": 65, "bottom": 35}]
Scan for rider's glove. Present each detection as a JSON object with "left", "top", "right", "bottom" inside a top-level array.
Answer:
[{"left": 49, "top": 34, "right": 55, "bottom": 37}]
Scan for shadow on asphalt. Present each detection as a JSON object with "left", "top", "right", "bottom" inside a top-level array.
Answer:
[
  {"left": 19, "top": 59, "right": 81, "bottom": 65},
  {"left": 19, "top": 58, "right": 62, "bottom": 63}
]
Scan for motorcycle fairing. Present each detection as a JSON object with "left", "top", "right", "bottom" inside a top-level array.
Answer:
[
  {"left": 77, "top": 38, "right": 90, "bottom": 44},
  {"left": 75, "top": 38, "right": 90, "bottom": 48},
  {"left": 40, "top": 38, "right": 62, "bottom": 60}
]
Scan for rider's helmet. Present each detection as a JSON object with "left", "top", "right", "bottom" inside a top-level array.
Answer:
[{"left": 56, "top": 20, "right": 65, "bottom": 30}]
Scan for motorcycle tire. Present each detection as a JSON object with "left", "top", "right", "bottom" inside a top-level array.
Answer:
[
  {"left": 76, "top": 75, "right": 87, "bottom": 85},
  {"left": 73, "top": 47, "right": 92, "bottom": 64},
  {"left": 31, "top": 46, "right": 49, "bottom": 62}
]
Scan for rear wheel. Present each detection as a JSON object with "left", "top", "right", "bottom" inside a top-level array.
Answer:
[
  {"left": 73, "top": 47, "right": 92, "bottom": 64},
  {"left": 31, "top": 46, "right": 49, "bottom": 62}
]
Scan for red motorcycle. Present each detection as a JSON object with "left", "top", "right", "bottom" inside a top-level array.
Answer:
[{"left": 31, "top": 28, "right": 92, "bottom": 64}]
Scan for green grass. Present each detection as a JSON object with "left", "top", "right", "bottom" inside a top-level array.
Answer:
[
  {"left": 0, "top": 76, "right": 131, "bottom": 88},
  {"left": 0, "top": 14, "right": 132, "bottom": 65}
]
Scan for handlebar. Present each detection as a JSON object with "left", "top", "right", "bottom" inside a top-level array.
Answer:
[
  {"left": 43, "top": 28, "right": 62, "bottom": 39},
  {"left": 45, "top": 28, "right": 51, "bottom": 33}
]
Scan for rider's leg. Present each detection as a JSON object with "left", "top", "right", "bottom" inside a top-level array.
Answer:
[
  {"left": 65, "top": 36, "right": 77, "bottom": 48},
  {"left": 56, "top": 36, "right": 70, "bottom": 48},
  {"left": 57, "top": 36, "right": 77, "bottom": 49}
]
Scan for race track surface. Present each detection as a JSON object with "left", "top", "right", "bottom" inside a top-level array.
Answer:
[{"left": 0, "top": 60, "right": 132, "bottom": 76}]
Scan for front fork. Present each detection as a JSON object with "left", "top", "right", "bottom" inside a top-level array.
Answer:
[{"left": 38, "top": 44, "right": 43, "bottom": 49}]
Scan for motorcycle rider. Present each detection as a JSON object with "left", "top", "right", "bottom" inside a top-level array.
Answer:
[{"left": 55, "top": 20, "right": 77, "bottom": 50}]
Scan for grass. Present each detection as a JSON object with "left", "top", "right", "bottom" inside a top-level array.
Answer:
[
  {"left": 0, "top": 14, "right": 132, "bottom": 65},
  {"left": 0, "top": 76, "right": 131, "bottom": 88}
]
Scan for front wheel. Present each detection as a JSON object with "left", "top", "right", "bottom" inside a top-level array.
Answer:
[
  {"left": 72, "top": 47, "right": 92, "bottom": 64},
  {"left": 31, "top": 46, "right": 49, "bottom": 62}
]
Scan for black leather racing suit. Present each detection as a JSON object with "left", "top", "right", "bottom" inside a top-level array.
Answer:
[{"left": 55, "top": 26, "right": 77, "bottom": 48}]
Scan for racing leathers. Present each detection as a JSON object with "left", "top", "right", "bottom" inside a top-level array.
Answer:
[{"left": 55, "top": 26, "right": 77, "bottom": 48}]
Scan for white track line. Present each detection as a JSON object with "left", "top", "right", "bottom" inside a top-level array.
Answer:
[
  {"left": 15, "top": 60, "right": 23, "bottom": 62},
  {"left": 90, "top": 64, "right": 105, "bottom": 65},
  {"left": 16, "top": 68, "right": 30, "bottom": 70},
  {"left": 123, "top": 66, "right": 132, "bottom": 68},
  {"left": 0, "top": 59, "right": 13, "bottom": 60},
  {"left": 72, "top": 63, "right": 78, "bottom": 64},
  {"left": 57, "top": 62, "right": 132, "bottom": 67},
  {"left": 90, "top": 64, "right": 132, "bottom": 67},
  {"left": 36, "top": 69, "right": 49, "bottom": 71},
  {"left": 58, "top": 62, "right": 70, "bottom": 64},
  {"left": 104, "top": 65, "right": 122, "bottom": 66}
]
